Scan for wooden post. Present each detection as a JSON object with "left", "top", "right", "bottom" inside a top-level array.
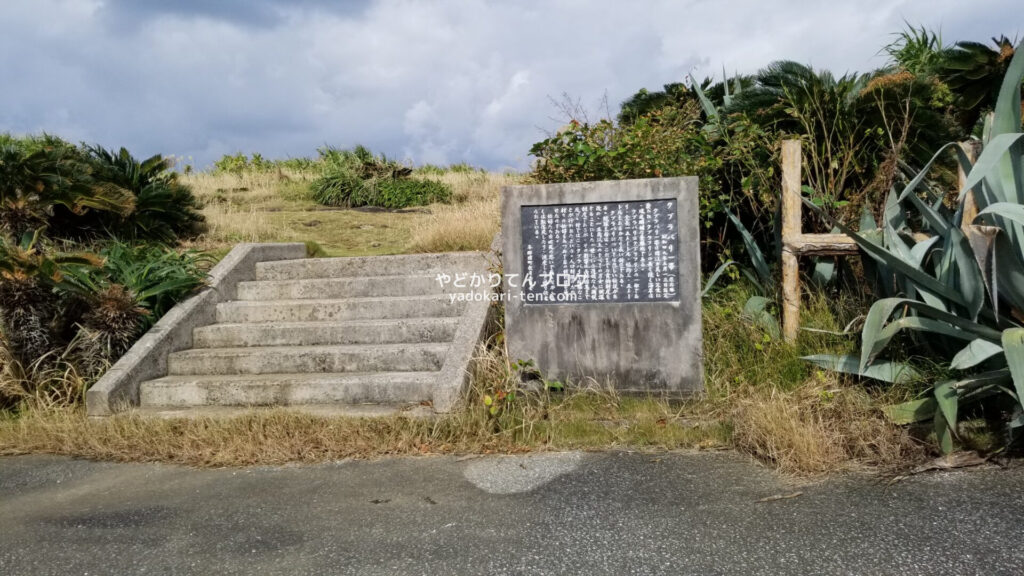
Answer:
[{"left": 781, "top": 140, "right": 802, "bottom": 344}]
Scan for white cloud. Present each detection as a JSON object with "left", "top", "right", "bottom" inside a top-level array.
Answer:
[{"left": 0, "top": 0, "right": 1018, "bottom": 170}]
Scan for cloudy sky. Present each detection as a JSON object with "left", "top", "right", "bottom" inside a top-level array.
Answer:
[{"left": 0, "top": 0, "right": 1019, "bottom": 170}]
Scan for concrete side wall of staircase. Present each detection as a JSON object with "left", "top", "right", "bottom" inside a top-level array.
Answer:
[
  {"left": 134, "top": 251, "right": 494, "bottom": 416},
  {"left": 87, "top": 243, "right": 498, "bottom": 417},
  {"left": 85, "top": 243, "right": 309, "bottom": 416}
]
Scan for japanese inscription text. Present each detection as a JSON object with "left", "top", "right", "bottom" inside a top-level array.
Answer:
[{"left": 520, "top": 199, "right": 679, "bottom": 304}]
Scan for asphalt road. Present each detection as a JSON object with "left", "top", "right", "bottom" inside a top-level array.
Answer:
[{"left": 2, "top": 451, "right": 1023, "bottom": 575}]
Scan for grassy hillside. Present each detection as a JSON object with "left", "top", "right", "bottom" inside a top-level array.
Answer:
[{"left": 181, "top": 167, "right": 521, "bottom": 257}]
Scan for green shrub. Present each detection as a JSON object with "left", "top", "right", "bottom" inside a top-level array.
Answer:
[
  {"left": 529, "top": 101, "right": 781, "bottom": 272},
  {"left": 0, "top": 136, "right": 135, "bottom": 239},
  {"left": 312, "top": 170, "right": 451, "bottom": 209},
  {"left": 415, "top": 162, "right": 483, "bottom": 176},
  {"left": 530, "top": 103, "right": 720, "bottom": 185},
  {"left": 446, "top": 162, "right": 482, "bottom": 174},
  {"left": 277, "top": 157, "right": 317, "bottom": 172},
  {"left": 0, "top": 230, "right": 102, "bottom": 368},
  {"left": 0, "top": 235, "right": 208, "bottom": 408},
  {"left": 940, "top": 36, "right": 1022, "bottom": 134},
  {"left": 213, "top": 153, "right": 253, "bottom": 174},
  {"left": 61, "top": 242, "right": 208, "bottom": 364},
  {"left": 1, "top": 136, "right": 203, "bottom": 243},
  {"left": 373, "top": 178, "right": 452, "bottom": 208},
  {"left": 317, "top": 145, "right": 409, "bottom": 179},
  {"left": 77, "top": 146, "right": 205, "bottom": 243},
  {"left": 87, "top": 242, "right": 209, "bottom": 321},
  {"left": 311, "top": 145, "right": 450, "bottom": 209},
  {"left": 727, "top": 60, "right": 958, "bottom": 224},
  {"left": 415, "top": 164, "right": 446, "bottom": 176},
  {"left": 213, "top": 152, "right": 317, "bottom": 175},
  {"left": 0, "top": 232, "right": 208, "bottom": 372},
  {"left": 310, "top": 167, "right": 366, "bottom": 206}
]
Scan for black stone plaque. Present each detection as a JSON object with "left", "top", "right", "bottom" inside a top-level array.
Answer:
[{"left": 520, "top": 199, "right": 679, "bottom": 304}]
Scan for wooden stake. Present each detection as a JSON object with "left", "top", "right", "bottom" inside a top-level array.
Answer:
[
  {"left": 774, "top": 138, "right": 956, "bottom": 344},
  {"left": 781, "top": 140, "right": 802, "bottom": 344}
]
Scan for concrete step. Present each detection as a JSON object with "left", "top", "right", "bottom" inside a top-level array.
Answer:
[
  {"left": 132, "top": 404, "right": 435, "bottom": 419},
  {"left": 256, "top": 252, "right": 489, "bottom": 281},
  {"left": 140, "top": 372, "right": 439, "bottom": 407},
  {"left": 236, "top": 275, "right": 462, "bottom": 300},
  {"left": 193, "top": 317, "right": 459, "bottom": 348},
  {"left": 215, "top": 295, "right": 464, "bottom": 324},
  {"left": 167, "top": 343, "right": 449, "bottom": 375}
]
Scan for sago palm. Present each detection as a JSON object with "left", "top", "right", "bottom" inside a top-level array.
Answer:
[
  {"left": 728, "top": 61, "right": 955, "bottom": 222},
  {"left": 0, "top": 229, "right": 101, "bottom": 364},
  {"left": 82, "top": 146, "right": 204, "bottom": 242},
  {"left": 941, "top": 36, "right": 1022, "bottom": 133},
  {"left": 0, "top": 141, "right": 134, "bottom": 238}
]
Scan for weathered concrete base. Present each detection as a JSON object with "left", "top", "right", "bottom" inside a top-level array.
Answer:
[
  {"left": 131, "top": 403, "right": 436, "bottom": 420},
  {"left": 432, "top": 243, "right": 501, "bottom": 412},
  {"left": 501, "top": 178, "right": 703, "bottom": 394},
  {"left": 86, "top": 243, "right": 308, "bottom": 416}
]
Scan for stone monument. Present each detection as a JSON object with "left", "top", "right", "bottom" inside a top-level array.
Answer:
[{"left": 501, "top": 177, "right": 702, "bottom": 394}]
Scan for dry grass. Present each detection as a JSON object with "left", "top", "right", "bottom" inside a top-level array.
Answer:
[
  {"left": 0, "top": 332, "right": 100, "bottom": 411},
  {"left": 180, "top": 168, "right": 519, "bottom": 256},
  {"left": 409, "top": 196, "right": 500, "bottom": 252},
  {"left": 0, "top": 285, "right": 932, "bottom": 475},
  {"left": 194, "top": 203, "right": 285, "bottom": 244},
  {"left": 408, "top": 171, "right": 521, "bottom": 253},
  {"left": 698, "top": 284, "right": 929, "bottom": 474},
  {"left": 0, "top": 336, "right": 727, "bottom": 467},
  {"left": 0, "top": 319, "right": 919, "bottom": 474},
  {"left": 0, "top": 407, "right": 477, "bottom": 466},
  {"left": 730, "top": 379, "right": 925, "bottom": 475},
  {"left": 183, "top": 168, "right": 315, "bottom": 210}
]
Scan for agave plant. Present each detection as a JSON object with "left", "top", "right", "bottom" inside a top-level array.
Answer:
[
  {"left": 806, "top": 41, "right": 1024, "bottom": 453},
  {"left": 701, "top": 209, "right": 781, "bottom": 338}
]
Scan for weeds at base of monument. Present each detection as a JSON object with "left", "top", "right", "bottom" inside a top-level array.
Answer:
[{"left": 483, "top": 359, "right": 564, "bottom": 419}]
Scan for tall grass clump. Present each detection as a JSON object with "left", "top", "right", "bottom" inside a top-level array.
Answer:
[
  {"left": 311, "top": 146, "right": 452, "bottom": 209},
  {"left": 704, "top": 283, "right": 925, "bottom": 473},
  {"left": 409, "top": 171, "right": 522, "bottom": 253}
]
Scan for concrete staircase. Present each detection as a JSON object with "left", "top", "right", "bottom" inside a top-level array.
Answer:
[{"left": 136, "top": 252, "right": 492, "bottom": 414}]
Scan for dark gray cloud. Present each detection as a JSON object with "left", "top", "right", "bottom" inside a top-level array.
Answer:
[
  {"left": 0, "top": 0, "right": 1019, "bottom": 171},
  {"left": 98, "top": 0, "right": 371, "bottom": 28}
]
